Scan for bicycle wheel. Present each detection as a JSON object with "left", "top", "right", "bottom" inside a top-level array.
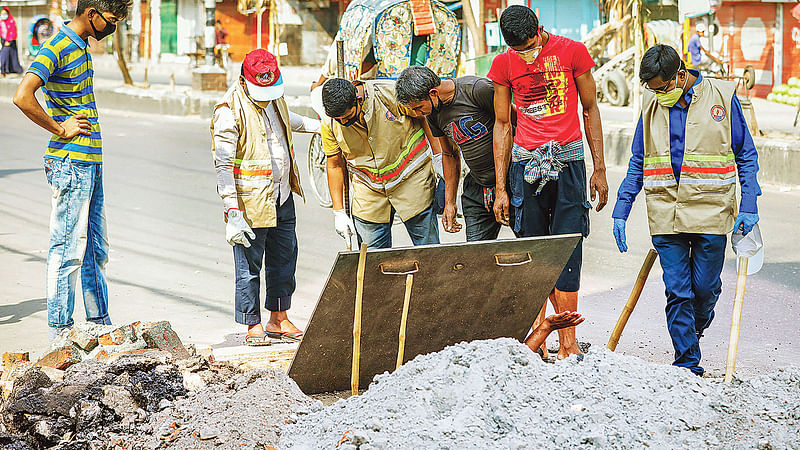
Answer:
[{"left": 307, "top": 133, "right": 333, "bottom": 208}]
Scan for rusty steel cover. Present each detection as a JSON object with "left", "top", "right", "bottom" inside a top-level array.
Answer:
[{"left": 288, "top": 234, "right": 581, "bottom": 394}]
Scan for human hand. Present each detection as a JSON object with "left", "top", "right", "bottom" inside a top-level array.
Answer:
[
  {"left": 441, "top": 202, "right": 462, "bottom": 233},
  {"left": 542, "top": 311, "right": 584, "bottom": 332},
  {"left": 613, "top": 218, "right": 627, "bottom": 253},
  {"left": 733, "top": 212, "right": 759, "bottom": 236},
  {"left": 333, "top": 209, "right": 355, "bottom": 240},
  {"left": 59, "top": 114, "right": 91, "bottom": 139},
  {"left": 589, "top": 169, "right": 609, "bottom": 212},
  {"left": 493, "top": 188, "right": 510, "bottom": 226},
  {"left": 225, "top": 208, "right": 255, "bottom": 247}
]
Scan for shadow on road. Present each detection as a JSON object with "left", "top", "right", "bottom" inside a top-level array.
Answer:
[
  {"left": 0, "top": 297, "right": 46, "bottom": 324},
  {"left": 0, "top": 169, "right": 40, "bottom": 179}
]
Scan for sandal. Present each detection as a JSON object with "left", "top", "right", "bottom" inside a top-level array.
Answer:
[
  {"left": 265, "top": 330, "right": 304, "bottom": 342},
  {"left": 244, "top": 333, "right": 273, "bottom": 346}
]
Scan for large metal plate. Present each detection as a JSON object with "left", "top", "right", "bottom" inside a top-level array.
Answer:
[{"left": 288, "top": 234, "right": 581, "bottom": 394}]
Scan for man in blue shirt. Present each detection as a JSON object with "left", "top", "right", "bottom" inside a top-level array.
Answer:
[
  {"left": 688, "top": 23, "right": 722, "bottom": 70},
  {"left": 611, "top": 45, "right": 760, "bottom": 376}
]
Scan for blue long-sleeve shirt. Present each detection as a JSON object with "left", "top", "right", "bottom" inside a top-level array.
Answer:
[{"left": 612, "top": 70, "right": 761, "bottom": 220}]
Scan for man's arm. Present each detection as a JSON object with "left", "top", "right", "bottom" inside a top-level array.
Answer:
[
  {"left": 729, "top": 95, "right": 761, "bottom": 213},
  {"left": 289, "top": 110, "right": 321, "bottom": 134},
  {"left": 321, "top": 123, "right": 347, "bottom": 210},
  {"left": 492, "top": 82, "right": 514, "bottom": 226},
  {"left": 438, "top": 136, "right": 462, "bottom": 233},
  {"left": 611, "top": 115, "right": 645, "bottom": 220},
  {"left": 575, "top": 70, "right": 608, "bottom": 211},
  {"left": 212, "top": 106, "right": 240, "bottom": 212},
  {"left": 13, "top": 73, "right": 90, "bottom": 139}
]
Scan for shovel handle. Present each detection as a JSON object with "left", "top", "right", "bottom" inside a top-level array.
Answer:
[{"left": 725, "top": 256, "right": 749, "bottom": 382}]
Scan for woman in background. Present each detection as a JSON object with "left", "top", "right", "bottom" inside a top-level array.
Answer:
[{"left": 0, "top": 7, "right": 23, "bottom": 76}]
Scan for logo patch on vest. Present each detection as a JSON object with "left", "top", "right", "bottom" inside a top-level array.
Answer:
[
  {"left": 385, "top": 110, "right": 397, "bottom": 121},
  {"left": 710, "top": 105, "right": 726, "bottom": 122}
]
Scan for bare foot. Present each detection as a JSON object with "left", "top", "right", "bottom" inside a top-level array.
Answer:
[
  {"left": 247, "top": 323, "right": 266, "bottom": 337},
  {"left": 543, "top": 311, "right": 584, "bottom": 331},
  {"left": 264, "top": 311, "right": 302, "bottom": 334}
]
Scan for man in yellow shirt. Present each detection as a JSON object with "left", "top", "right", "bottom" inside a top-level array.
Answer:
[{"left": 321, "top": 78, "right": 440, "bottom": 248}]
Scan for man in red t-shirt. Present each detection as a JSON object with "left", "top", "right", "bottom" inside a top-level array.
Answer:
[{"left": 488, "top": 5, "right": 608, "bottom": 360}]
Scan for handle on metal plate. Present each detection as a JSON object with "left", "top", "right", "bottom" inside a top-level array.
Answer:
[
  {"left": 494, "top": 252, "right": 532, "bottom": 267},
  {"left": 380, "top": 261, "right": 419, "bottom": 275}
]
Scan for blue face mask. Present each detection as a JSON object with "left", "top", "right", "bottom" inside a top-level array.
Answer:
[
  {"left": 340, "top": 115, "right": 359, "bottom": 127},
  {"left": 338, "top": 102, "right": 361, "bottom": 127}
]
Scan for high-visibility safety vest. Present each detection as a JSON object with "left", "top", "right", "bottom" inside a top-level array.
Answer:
[
  {"left": 326, "top": 80, "right": 435, "bottom": 223},
  {"left": 210, "top": 82, "right": 305, "bottom": 228},
  {"left": 641, "top": 77, "right": 737, "bottom": 236}
]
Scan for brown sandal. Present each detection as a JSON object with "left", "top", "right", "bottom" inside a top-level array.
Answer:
[{"left": 244, "top": 333, "right": 273, "bottom": 346}]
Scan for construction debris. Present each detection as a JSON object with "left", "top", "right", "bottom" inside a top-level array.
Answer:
[
  {"left": 0, "top": 323, "right": 318, "bottom": 449},
  {"left": 3, "top": 326, "right": 798, "bottom": 449},
  {"left": 281, "top": 338, "right": 800, "bottom": 449}
]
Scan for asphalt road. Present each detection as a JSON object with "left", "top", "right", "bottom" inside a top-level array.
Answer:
[{"left": 1, "top": 100, "right": 798, "bottom": 377}]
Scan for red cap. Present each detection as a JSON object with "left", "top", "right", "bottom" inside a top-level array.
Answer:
[{"left": 241, "top": 49, "right": 284, "bottom": 101}]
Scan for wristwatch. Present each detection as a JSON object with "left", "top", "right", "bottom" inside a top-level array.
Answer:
[{"left": 226, "top": 208, "right": 241, "bottom": 220}]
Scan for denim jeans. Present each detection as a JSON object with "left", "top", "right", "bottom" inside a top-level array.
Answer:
[
  {"left": 233, "top": 196, "right": 297, "bottom": 325},
  {"left": 44, "top": 157, "right": 110, "bottom": 329},
  {"left": 461, "top": 173, "right": 501, "bottom": 242},
  {"left": 353, "top": 201, "right": 440, "bottom": 249},
  {"left": 652, "top": 233, "right": 726, "bottom": 376}
]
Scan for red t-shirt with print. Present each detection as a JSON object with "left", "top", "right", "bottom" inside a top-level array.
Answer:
[{"left": 487, "top": 33, "right": 595, "bottom": 150}]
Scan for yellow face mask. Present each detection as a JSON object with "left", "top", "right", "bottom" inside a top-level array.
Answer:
[{"left": 655, "top": 71, "right": 688, "bottom": 108}]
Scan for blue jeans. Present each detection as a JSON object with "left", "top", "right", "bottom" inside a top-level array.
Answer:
[
  {"left": 233, "top": 196, "right": 297, "bottom": 325},
  {"left": 652, "top": 233, "right": 726, "bottom": 376},
  {"left": 353, "top": 202, "right": 440, "bottom": 249},
  {"left": 44, "top": 157, "right": 110, "bottom": 329}
]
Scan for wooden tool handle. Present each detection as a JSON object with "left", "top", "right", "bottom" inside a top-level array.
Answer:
[
  {"left": 607, "top": 249, "right": 658, "bottom": 351},
  {"left": 725, "top": 256, "right": 749, "bottom": 382},
  {"left": 396, "top": 274, "right": 414, "bottom": 370},
  {"left": 351, "top": 243, "right": 367, "bottom": 395}
]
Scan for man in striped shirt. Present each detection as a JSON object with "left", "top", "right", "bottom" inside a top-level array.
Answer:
[{"left": 13, "top": 0, "right": 130, "bottom": 340}]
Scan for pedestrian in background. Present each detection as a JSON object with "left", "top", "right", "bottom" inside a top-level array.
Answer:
[
  {"left": 13, "top": 0, "right": 131, "bottom": 340},
  {"left": 0, "top": 7, "right": 23, "bottom": 76},
  {"left": 211, "top": 49, "right": 320, "bottom": 345},
  {"left": 612, "top": 45, "right": 760, "bottom": 376}
]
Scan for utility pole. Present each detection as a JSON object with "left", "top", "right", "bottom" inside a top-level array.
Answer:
[{"left": 204, "top": 0, "right": 216, "bottom": 66}]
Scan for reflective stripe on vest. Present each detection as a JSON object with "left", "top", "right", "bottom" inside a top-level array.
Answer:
[{"left": 348, "top": 128, "right": 429, "bottom": 190}]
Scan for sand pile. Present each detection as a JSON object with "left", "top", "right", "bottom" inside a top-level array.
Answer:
[{"left": 281, "top": 338, "right": 800, "bottom": 449}]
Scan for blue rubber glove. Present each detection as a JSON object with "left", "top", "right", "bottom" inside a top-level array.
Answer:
[
  {"left": 733, "top": 212, "right": 759, "bottom": 236},
  {"left": 613, "top": 218, "right": 628, "bottom": 253}
]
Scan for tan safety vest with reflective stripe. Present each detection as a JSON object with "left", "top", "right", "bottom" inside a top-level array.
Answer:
[
  {"left": 641, "top": 77, "right": 737, "bottom": 235},
  {"left": 211, "top": 82, "right": 305, "bottom": 228},
  {"left": 325, "top": 80, "right": 435, "bottom": 223}
]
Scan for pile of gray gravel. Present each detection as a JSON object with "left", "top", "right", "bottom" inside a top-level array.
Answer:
[{"left": 280, "top": 338, "right": 800, "bottom": 449}]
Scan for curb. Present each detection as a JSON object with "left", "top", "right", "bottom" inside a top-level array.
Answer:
[
  {"left": 603, "top": 122, "right": 800, "bottom": 187},
  {"left": 0, "top": 78, "right": 317, "bottom": 120}
]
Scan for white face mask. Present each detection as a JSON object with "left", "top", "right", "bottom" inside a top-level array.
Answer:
[{"left": 0, "top": 14, "right": 8, "bottom": 20}]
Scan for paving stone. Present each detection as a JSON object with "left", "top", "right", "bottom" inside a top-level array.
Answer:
[
  {"left": 68, "top": 328, "right": 98, "bottom": 352},
  {"left": 141, "top": 322, "right": 190, "bottom": 360},
  {"left": 36, "top": 344, "right": 83, "bottom": 370},
  {"left": 97, "top": 324, "right": 138, "bottom": 346},
  {"left": 2, "top": 352, "right": 30, "bottom": 368}
]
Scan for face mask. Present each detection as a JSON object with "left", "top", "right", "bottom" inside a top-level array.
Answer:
[
  {"left": 655, "top": 71, "right": 688, "bottom": 108},
  {"left": 339, "top": 102, "right": 361, "bottom": 127},
  {"left": 90, "top": 10, "right": 116, "bottom": 41},
  {"left": 430, "top": 97, "right": 443, "bottom": 114},
  {"left": 0, "top": 14, "right": 8, "bottom": 21},
  {"left": 515, "top": 32, "right": 543, "bottom": 64}
]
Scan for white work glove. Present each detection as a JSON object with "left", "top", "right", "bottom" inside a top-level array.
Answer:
[
  {"left": 432, "top": 152, "right": 444, "bottom": 179},
  {"left": 333, "top": 209, "right": 356, "bottom": 240},
  {"left": 226, "top": 208, "right": 255, "bottom": 247}
]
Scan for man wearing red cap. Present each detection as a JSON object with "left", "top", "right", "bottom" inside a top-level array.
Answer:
[{"left": 211, "top": 49, "right": 321, "bottom": 345}]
